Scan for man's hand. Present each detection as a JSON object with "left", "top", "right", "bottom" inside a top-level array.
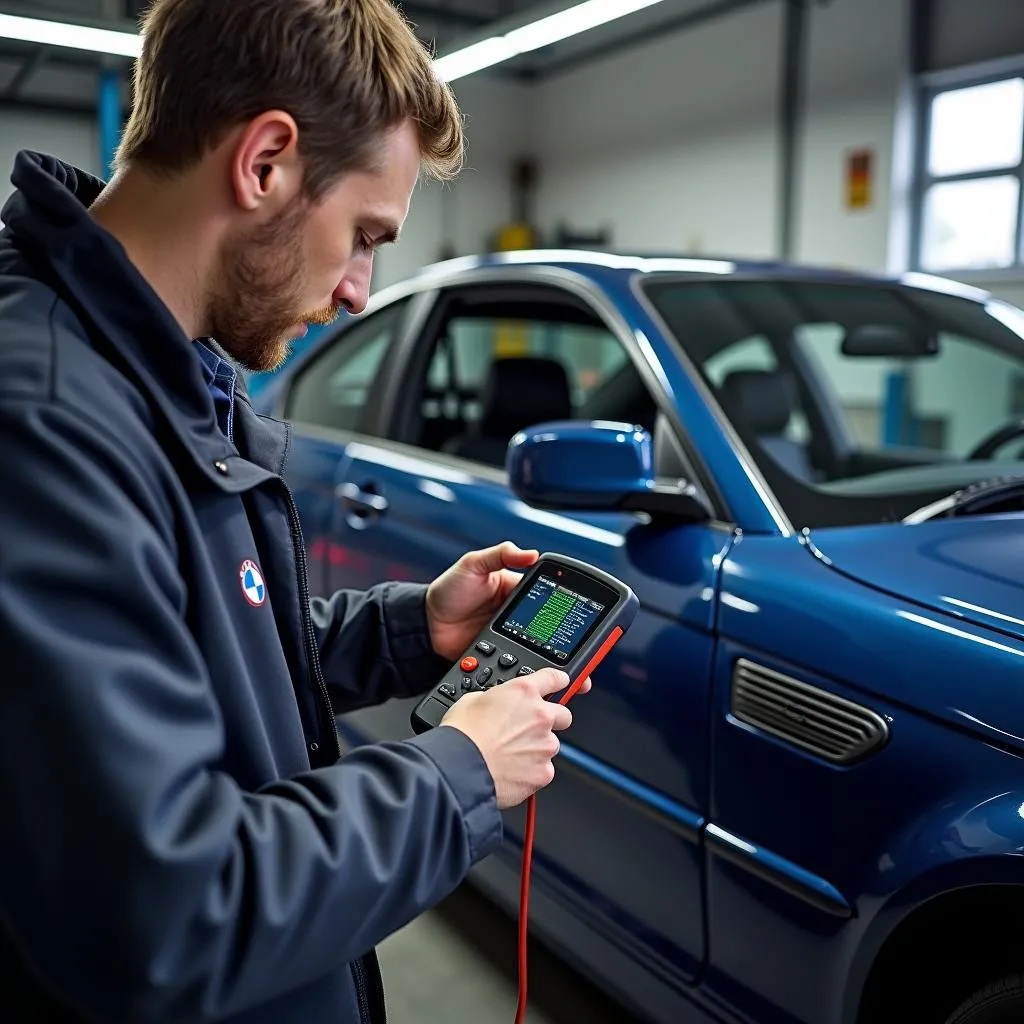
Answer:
[
  {"left": 426, "top": 542, "right": 536, "bottom": 661},
  {"left": 440, "top": 669, "right": 578, "bottom": 809}
]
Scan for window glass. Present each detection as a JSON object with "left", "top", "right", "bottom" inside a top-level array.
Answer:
[
  {"left": 921, "top": 175, "right": 1020, "bottom": 272},
  {"left": 286, "top": 301, "right": 407, "bottom": 432},
  {"left": 928, "top": 78, "right": 1024, "bottom": 178},
  {"left": 645, "top": 276, "right": 1024, "bottom": 528},
  {"left": 437, "top": 317, "right": 629, "bottom": 404},
  {"left": 417, "top": 305, "right": 652, "bottom": 467}
]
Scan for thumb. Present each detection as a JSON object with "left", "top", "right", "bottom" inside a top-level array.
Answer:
[
  {"left": 463, "top": 541, "right": 539, "bottom": 576},
  {"left": 528, "top": 667, "right": 571, "bottom": 698}
]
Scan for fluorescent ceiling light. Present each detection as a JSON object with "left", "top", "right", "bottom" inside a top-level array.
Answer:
[
  {"left": 505, "top": 0, "right": 666, "bottom": 55},
  {"left": 0, "top": 0, "right": 666, "bottom": 77},
  {"left": 0, "top": 12, "right": 141, "bottom": 58},
  {"left": 433, "top": 37, "right": 517, "bottom": 83},
  {"left": 435, "top": 0, "right": 668, "bottom": 82}
]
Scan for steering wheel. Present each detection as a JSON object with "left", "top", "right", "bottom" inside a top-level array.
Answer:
[{"left": 967, "top": 420, "right": 1024, "bottom": 460}]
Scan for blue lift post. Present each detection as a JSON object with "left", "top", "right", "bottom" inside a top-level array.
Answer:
[
  {"left": 98, "top": 67, "right": 123, "bottom": 180},
  {"left": 882, "top": 367, "right": 919, "bottom": 447}
]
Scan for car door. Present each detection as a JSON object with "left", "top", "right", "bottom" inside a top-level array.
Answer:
[
  {"left": 274, "top": 295, "right": 417, "bottom": 598},
  {"left": 326, "top": 273, "right": 735, "bottom": 991}
]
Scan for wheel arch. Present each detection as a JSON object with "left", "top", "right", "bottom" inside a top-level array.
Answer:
[{"left": 844, "top": 858, "right": 1024, "bottom": 1023}]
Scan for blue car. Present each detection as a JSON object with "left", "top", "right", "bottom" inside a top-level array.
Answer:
[{"left": 253, "top": 251, "right": 1024, "bottom": 1024}]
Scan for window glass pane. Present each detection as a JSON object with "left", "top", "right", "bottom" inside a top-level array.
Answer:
[
  {"left": 928, "top": 78, "right": 1024, "bottom": 177},
  {"left": 433, "top": 318, "right": 628, "bottom": 408},
  {"left": 420, "top": 310, "right": 647, "bottom": 465},
  {"left": 286, "top": 301, "right": 406, "bottom": 432},
  {"left": 920, "top": 175, "right": 1019, "bottom": 272}
]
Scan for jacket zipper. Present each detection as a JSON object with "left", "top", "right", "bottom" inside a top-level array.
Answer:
[
  {"left": 351, "top": 957, "right": 373, "bottom": 1024},
  {"left": 281, "top": 482, "right": 385, "bottom": 1022},
  {"left": 280, "top": 482, "right": 342, "bottom": 763}
]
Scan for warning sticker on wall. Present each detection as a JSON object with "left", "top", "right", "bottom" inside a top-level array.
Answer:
[{"left": 846, "top": 149, "right": 874, "bottom": 210}]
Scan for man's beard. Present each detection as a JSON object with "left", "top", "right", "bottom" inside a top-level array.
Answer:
[{"left": 207, "top": 202, "right": 344, "bottom": 373}]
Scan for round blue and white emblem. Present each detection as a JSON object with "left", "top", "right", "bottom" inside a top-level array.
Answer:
[{"left": 239, "top": 559, "right": 266, "bottom": 607}]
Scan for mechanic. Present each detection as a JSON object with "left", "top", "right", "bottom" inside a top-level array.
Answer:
[{"left": 0, "top": 2, "right": 586, "bottom": 1022}]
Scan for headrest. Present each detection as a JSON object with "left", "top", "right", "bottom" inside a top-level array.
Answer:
[
  {"left": 478, "top": 357, "right": 572, "bottom": 438},
  {"left": 720, "top": 369, "right": 796, "bottom": 435}
]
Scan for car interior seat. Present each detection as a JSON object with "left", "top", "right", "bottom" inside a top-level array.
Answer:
[
  {"left": 441, "top": 356, "right": 573, "bottom": 467},
  {"left": 719, "top": 369, "right": 818, "bottom": 482}
]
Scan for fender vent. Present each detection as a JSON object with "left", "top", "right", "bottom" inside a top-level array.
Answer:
[{"left": 731, "top": 659, "right": 889, "bottom": 764}]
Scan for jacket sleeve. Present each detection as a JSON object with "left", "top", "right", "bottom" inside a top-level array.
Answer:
[
  {"left": 0, "top": 397, "right": 503, "bottom": 1024},
  {"left": 311, "top": 582, "right": 455, "bottom": 714}
]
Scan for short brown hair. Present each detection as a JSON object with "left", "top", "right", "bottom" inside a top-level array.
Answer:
[{"left": 117, "top": 0, "right": 464, "bottom": 196}]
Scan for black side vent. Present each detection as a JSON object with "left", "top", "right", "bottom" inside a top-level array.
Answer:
[{"left": 731, "top": 659, "right": 889, "bottom": 764}]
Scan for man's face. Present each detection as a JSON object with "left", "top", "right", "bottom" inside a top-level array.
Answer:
[{"left": 209, "top": 120, "right": 420, "bottom": 373}]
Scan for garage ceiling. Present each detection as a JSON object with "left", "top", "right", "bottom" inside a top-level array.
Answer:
[{"left": 0, "top": 0, "right": 771, "bottom": 116}]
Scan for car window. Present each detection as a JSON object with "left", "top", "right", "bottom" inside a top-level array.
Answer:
[
  {"left": 285, "top": 300, "right": 408, "bottom": 433},
  {"left": 412, "top": 301, "right": 655, "bottom": 467},
  {"left": 795, "top": 322, "right": 1024, "bottom": 457},
  {"left": 434, "top": 316, "right": 630, "bottom": 410},
  {"left": 703, "top": 334, "right": 811, "bottom": 444}
]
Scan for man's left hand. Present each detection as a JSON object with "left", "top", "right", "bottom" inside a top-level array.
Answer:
[
  {"left": 426, "top": 542, "right": 539, "bottom": 662},
  {"left": 425, "top": 543, "right": 594, "bottom": 699}
]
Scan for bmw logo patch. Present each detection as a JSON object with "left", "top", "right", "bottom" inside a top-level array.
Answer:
[{"left": 240, "top": 559, "right": 266, "bottom": 607}]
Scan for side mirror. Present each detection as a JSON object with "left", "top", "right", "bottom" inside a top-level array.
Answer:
[
  {"left": 507, "top": 420, "right": 711, "bottom": 524},
  {"left": 841, "top": 323, "right": 938, "bottom": 358}
]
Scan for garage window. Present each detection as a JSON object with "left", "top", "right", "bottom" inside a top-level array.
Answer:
[{"left": 915, "top": 74, "right": 1024, "bottom": 273}]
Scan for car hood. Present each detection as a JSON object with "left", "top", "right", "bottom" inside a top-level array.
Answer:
[{"left": 807, "top": 514, "right": 1024, "bottom": 642}]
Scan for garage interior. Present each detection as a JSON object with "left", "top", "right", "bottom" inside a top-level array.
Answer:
[{"left": 4, "top": 0, "right": 1024, "bottom": 1022}]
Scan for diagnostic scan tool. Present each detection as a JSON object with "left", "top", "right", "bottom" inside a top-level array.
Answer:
[{"left": 411, "top": 553, "right": 639, "bottom": 734}]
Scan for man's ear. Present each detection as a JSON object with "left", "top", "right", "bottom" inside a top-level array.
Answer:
[{"left": 229, "top": 110, "right": 302, "bottom": 213}]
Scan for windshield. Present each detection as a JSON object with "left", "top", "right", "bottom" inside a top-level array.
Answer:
[{"left": 642, "top": 275, "right": 1024, "bottom": 528}]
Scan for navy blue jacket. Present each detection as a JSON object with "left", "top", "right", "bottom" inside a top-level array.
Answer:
[{"left": 0, "top": 151, "right": 503, "bottom": 1024}]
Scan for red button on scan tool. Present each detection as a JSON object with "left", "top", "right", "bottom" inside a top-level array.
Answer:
[{"left": 460, "top": 655, "right": 479, "bottom": 672}]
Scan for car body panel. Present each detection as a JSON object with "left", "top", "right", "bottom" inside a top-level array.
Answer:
[
  {"left": 326, "top": 431, "right": 737, "bottom": 986},
  {"left": 807, "top": 514, "right": 1024, "bottom": 643},
  {"left": 253, "top": 250, "right": 1024, "bottom": 1024}
]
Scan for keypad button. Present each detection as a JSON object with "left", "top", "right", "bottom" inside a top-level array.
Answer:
[
  {"left": 460, "top": 655, "right": 479, "bottom": 673},
  {"left": 478, "top": 666, "right": 493, "bottom": 684},
  {"left": 438, "top": 684, "right": 457, "bottom": 700},
  {"left": 475, "top": 640, "right": 496, "bottom": 656},
  {"left": 461, "top": 676, "right": 475, "bottom": 691},
  {"left": 499, "top": 652, "right": 518, "bottom": 669},
  {"left": 517, "top": 665, "right": 534, "bottom": 676}
]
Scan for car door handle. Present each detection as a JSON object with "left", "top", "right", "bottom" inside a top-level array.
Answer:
[{"left": 336, "top": 482, "right": 389, "bottom": 515}]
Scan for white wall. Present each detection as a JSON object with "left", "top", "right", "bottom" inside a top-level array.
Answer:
[
  {"left": 794, "top": 0, "right": 907, "bottom": 271},
  {"left": 0, "top": 110, "right": 100, "bottom": 216},
  {"left": 532, "top": 1, "right": 782, "bottom": 259}
]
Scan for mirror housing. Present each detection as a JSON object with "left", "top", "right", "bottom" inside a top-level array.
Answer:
[
  {"left": 507, "top": 420, "right": 711, "bottom": 524},
  {"left": 841, "top": 323, "right": 938, "bottom": 358}
]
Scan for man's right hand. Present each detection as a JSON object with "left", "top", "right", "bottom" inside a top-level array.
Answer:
[{"left": 440, "top": 669, "right": 577, "bottom": 809}]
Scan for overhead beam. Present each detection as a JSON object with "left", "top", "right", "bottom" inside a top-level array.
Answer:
[
  {"left": 0, "top": 93, "right": 95, "bottom": 118},
  {"left": 398, "top": 3, "right": 493, "bottom": 29},
  {"left": 3, "top": 42, "right": 46, "bottom": 97}
]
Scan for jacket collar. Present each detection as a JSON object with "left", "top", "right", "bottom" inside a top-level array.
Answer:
[{"left": 2, "top": 150, "right": 289, "bottom": 487}]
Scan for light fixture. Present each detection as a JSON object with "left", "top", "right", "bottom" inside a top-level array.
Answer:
[
  {"left": 432, "top": 0, "right": 670, "bottom": 82},
  {"left": 0, "top": 0, "right": 667, "bottom": 77},
  {"left": 0, "top": 12, "right": 141, "bottom": 58}
]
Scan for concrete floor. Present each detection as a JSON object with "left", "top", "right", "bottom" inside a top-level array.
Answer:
[{"left": 377, "top": 883, "right": 639, "bottom": 1023}]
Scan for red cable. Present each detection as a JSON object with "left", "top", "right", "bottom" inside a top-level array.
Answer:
[
  {"left": 515, "top": 792, "right": 537, "bottom": 1024},
  {"left": 515, "top": 687, "right": 574, "bottom": 1024}
]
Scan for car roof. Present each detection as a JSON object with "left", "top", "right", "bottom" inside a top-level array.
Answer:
[{"left": 388, "top": 248, "right": 995, "bottom": 306}]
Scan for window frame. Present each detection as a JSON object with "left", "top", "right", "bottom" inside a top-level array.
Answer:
[
  {"left": 375, "top": 271, "right": 733, "bottom": 525},
  {"left": 911, "top": 56, "right": 1024, "bottom": 277}
]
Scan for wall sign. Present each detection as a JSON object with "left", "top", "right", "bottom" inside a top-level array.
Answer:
[{"left": 846, "top": 148, "right": 874, "bottom": 210}]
